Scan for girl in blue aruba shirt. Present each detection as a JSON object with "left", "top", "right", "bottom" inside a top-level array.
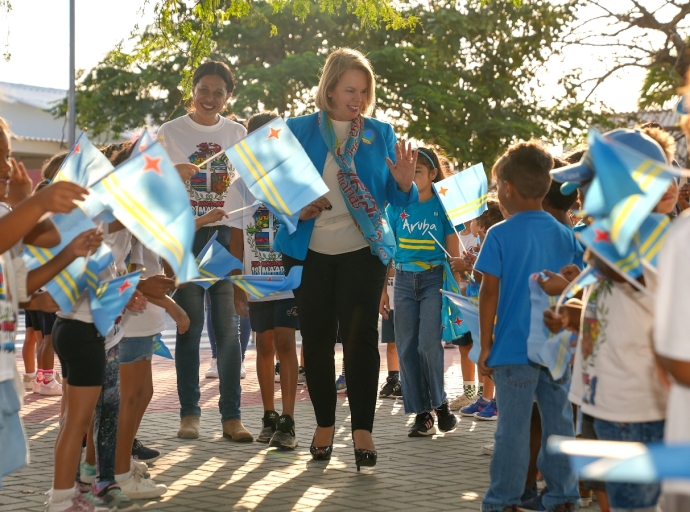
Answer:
[{"left": 383, "top": 147, "right": 461, "bottom": 437}]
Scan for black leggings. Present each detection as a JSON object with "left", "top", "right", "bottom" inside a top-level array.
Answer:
[
  {"left": 284, "top": 247, "right": 387, "bottom": 432},
  {"left": 52, "top": 318, "right": 106, "bottom": 387}
]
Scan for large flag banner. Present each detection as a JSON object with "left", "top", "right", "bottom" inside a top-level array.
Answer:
[
  {"left": 633, "top": 213, "right": 671, "bottom": 269},
  {"left": 194, "top": 232, "right": 243, "bottom": 290},
  {"left": 89, "top": 142, "right": 198, "bottom": 284},
  {"left": 433, "top": 163, "right": 488, "bottom": 227},
  {"left": 230, "top": 265, "right": 303, "bottom": 300},
  {"left": 89, "top": 271, "right": 142, "bottom": 336},
  {"left": 548, "top": 437, "right": 690, "bottom": 483},
  {"left": 224, "top": 117, "right": 329, "bottom": 234},
  {"left": 441, "top": 290, "right": 480, "bottom": 362},
  {"left": 441, "top": 262, "right": 469, "bottom": 342},
  {"left": 53, "top": 133, "right": 114, "bottom": 188},
  {"left": 130, "top": 129, "right": 155, "bottom": 159},
  {"left": 22, "top": 209, "right": 114, "bottom": 313},
  {"left": 577, "top": 220, "right": 642, "bottom": 279}
]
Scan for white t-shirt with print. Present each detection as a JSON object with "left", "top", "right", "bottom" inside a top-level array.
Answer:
[
  {"left": 569, "top": 280, "right": 667, "bottom": 423},
  {"left": 120, "top": 238, "right": 167, "bottom": 337},
  {"left": 308, "top": 119, "right": 367, "bottom": 255},
  {"left": 157, "top": 114, "right": 247, "bottom": 224},
  {"left": 654, "top": 213, "right": 690, "bottom": 495},
  {"left": 226, "top": 180, "right": 293, "bottom": 303}
]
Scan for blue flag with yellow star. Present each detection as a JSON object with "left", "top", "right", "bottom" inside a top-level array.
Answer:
[
  {"left": 89, "top": 271, "right": 142, "bottom": 336},
  {"left": 21, "top": 208, "right": 114, "bottom": 313},
  {"left": 194, "top": 231, "right": 243, "bottom": 290},
  {"left": 441, "top": 262, "right": 469, "bottom": 342},
  {"left": 224, "top": 117, "right": 329, "bottom": 234},
  {"left": 89, "top": 142, "right": 198, "bottom": 284},
  {"left": 433, "top": 163, "right": 488, "bottom": 227}
]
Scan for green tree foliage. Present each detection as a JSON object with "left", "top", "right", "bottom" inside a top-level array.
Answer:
[{"left": 58, "top": 0, "right": 599, "bottom": 168}]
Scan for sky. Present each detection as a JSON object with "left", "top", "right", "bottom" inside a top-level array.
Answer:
[{"left": 0, "top": 0, "right": 648, "bottom": 114}]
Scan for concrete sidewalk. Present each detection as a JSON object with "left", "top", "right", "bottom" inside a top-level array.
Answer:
[{"left": 1, "top": 347, "right": 598, "bottom": 511}]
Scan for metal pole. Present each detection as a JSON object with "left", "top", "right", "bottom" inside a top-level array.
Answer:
[{"left": 67, "top": 0, "right": 76, "bottom": 148}]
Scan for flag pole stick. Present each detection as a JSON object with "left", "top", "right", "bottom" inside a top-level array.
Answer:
[
  {"left": 79, "top": 221, "right": 106, "bottom": 279},
  {"left": 453, "top": 224, "right": 468, "bottom": 252},
  {"left": 553, "top": 266, "right": 593, "bottom": 316},
  {"left": 196, "top": 151, "right": 223, "bottom": 170},
  {"left": 427, "top": 231, "right": 452, "bottom": 259}
]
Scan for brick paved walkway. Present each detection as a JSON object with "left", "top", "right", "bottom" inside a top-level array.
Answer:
[{"left": 1, "top": 344, "right": 599, "bottom": 511}]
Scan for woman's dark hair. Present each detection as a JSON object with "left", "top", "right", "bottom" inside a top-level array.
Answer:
[
  {"left": 247, "top": 112, "right": 279, "bottom": 135},
  {"left": 417, "top": 147, "right": 445, "bottom": 183},
  {"left": 41, "top": 152, "right": 68, "bottom": 181},
  {"left": 193, "top": 61, "right": 235, "bottom": 94}
]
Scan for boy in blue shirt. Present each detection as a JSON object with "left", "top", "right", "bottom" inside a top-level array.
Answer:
[{"left": 475, "top": 141, "right": 583, "bottom": 512}]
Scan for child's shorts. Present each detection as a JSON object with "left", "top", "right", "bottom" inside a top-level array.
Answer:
[
  {"left": 451, "top": 331, "right": 473, "bottom": 347},
  {"left": 248, "top": 298, "right": 300, "bottom": 334},
  {"left": 119, "top": 335, "right": 156, "bottom": 364},
  {"left": 41, "top": 312, "right": 57, "bottom": 336},
  {"left": 381, "top": 311, "right": 395, "bottom": 343},
  {"left": 24, "top": 310, "right": 42, "bottom": 333},
  {"left": 594, "top": 417, "right": 664, "bottom": 509},
  {"left": 52, "top": 318, "right": 106, "bottom": 387}
]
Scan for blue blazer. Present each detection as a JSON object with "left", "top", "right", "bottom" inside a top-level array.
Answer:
[{"left": 274, "top": 112, "right": 419, "bottom": 261}]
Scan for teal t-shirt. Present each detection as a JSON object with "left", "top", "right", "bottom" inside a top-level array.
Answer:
[{"left": 387, "top": 195, "right": 454, "bottom": 271}]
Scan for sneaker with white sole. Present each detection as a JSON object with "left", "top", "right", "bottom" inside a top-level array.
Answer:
[
  {"left": 79, "top": 461, "right": 97, "bottom": 485},
  {"left": 449, "top": 394, "right": 472, "bottom": 410},
  {"left": 130, "top": 459, "right": 150, "bottom": 479},
  {"left": 131, "top": 438, "right": 160, "bottom": 464},
  {"left": 95, "top": 483, "right": 140, "bottom": 511},
  {"left": 40, "top": 378, "right": 63, "bottom": 396},
  {"left": 117, "top": 473, "right": 167, "bottom": 499},
  {"left": 46, "top": 489, "right": 110, "bottom": 512},
  {"left": 33, "top": 377, "right": 43, "bottom": 394},
  {"left": 460, "top": 395, "right": 489, "bottom": 417},
  {"left": 257, "top": 410, "right": 279, "bottom": 443},
  {"left": 408, "top": 412, "right": 436, "bottom": 437},
  {"left": 23, "top": 374, "right": 35, "bottom": 391},
  {"left": 269, "top": 414, "right": 298, "bottom": 450},
  {"left": 474, "top": 398, "right": 498, "bottom": 421},
  {"left": 240, "top": 361, "right": 246, "bottom": 379},
  {"left": 204, "top": 358, "right": 219, "bottom": 379}
]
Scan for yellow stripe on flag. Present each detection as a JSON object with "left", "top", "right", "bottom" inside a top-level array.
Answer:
[
  {"left": 447, "top": 194, "right": 488, "bottom": 220},
  {"left": 611, "top": 195, "right": 641, "bottom": 242},
  {"left": 232, "top": 278, "right": 264, "bottom": 298},
  {"left": 240, "top": 141, "right": 291, "bottom": 215},
  {"left": 28, "top": 246, "right": 79, "bottom": 305},
  {"left": 102, "top": 175, "right": 184, "bottom": 264}
]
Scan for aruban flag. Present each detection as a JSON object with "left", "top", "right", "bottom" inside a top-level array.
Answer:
[
  {"left": 441, "top": 290, "right": 480, "bottom": 362},
  {"left": 433, "top": 163, "right": 488, "bottom": 227},
  {"left": 193, "top": 231, "right": 243, "bottom": 290},
  {"left": 633, "top": 213, "right": 671, "bottom": 269},
  {"left": 229, "top": 266, "right": 303, "bottom": 300},
  {"left": 441, "top": 261, "right": 469, "bottom": 342},
  {"left": 89, "top": 142, "right": 198, "bottom": 284},
  {"left": 22, "top": 208, "right": 114, "bottom": 313},
  {"left": 224, "top": 117, "right": 329, "bottom": 234},
  {"left": 89, "top": 271, "right": 142, "bottom": 336}
]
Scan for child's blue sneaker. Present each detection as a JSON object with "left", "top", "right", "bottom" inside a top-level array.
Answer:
[
  {"left": 335, "top": 375, "right": 347, "bottom": 394},
  {"left": 474, "top": 398, "right": 498, "bottom": 421},
  {"left": 460, "top": 395, "right": 488, "bottom": 417}
]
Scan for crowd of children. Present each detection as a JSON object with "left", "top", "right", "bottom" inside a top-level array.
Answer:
[{"left": 2, "top": 49, "right": 690, "bottom": 512}]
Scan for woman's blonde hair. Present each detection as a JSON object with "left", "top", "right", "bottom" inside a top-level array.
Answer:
[{"left": 315, "top": 48, "right": 376, "bottom": 116}]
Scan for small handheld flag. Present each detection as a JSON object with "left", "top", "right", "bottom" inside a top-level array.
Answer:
[
  {"left": 89, "top": 271, "right": 142, "bottom": 336},
  {"left": 224, "top": 118, "right": 329, "bottom": 234},
  {"left": 194, "top": 232, "right": 243, "bottom": 290},
  {"left": 53, "top": 133, "right": 115, "bottom": 188},
  {"left": 441, "top": 262, "right": 469, "bottom": 342},
  {"left": 577, "top": 220, "right": 642, "bottom": 279},
  {"left": 433, "top": 163, "right": 488, "bottom": 227},
  {"left": 230, "top": 265, "right": 303, "bottom": 300},
  {"left": 633, "top": 213, "right": 671, "bottom": 269},
  {"left": 89, "top": 142, "right": 198, "bottom": 285},
  {"left": 153, "top": 333, "right": 173, "bottom": 359},
  {"left": 441, "top": 290, "right": 480, "bottom": 362},
  {"left": 131, "top": 129, "right": 155, "bottom": 159}
]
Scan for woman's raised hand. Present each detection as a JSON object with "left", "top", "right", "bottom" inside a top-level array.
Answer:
[{"left": 385, "top": 139, "right": 417, "bottom": 194}]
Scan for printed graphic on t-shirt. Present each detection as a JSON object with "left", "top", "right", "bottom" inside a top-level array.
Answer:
[
  {"left": 246, "top": 205, "right": 285, "bottom": 276},
  {"left": 0, "top": 263, "right": 16, "bottom": 352},
  {"left": 187, "top": 142, "right": 235, "bottom": 218},
  {"left": 399, "top": 210, "right": 440, "bottom": 238},
  {"left": 580, "top": 280, "right": 612, "bottom": 406}
]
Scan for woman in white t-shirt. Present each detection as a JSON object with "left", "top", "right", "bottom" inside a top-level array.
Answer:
[{"left": 157, "top": 61, "right": 252, "bottom": 442}]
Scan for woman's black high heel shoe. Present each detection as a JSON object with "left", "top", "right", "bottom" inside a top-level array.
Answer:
[
  {"left": 354, "top": 447, "right": 377, "bottom": 471},
  {"left": 310, "top": 427, "right": 335, "bottom": 461}
]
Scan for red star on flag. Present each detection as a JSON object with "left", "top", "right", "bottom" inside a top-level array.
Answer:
[
  {"left": 139, "top": 141, "right": 148, "bottom": 152},
  {"left": 142, "top": 155, "right": 163, "bottom": 176},
  {"left": 268, "top": 127, "right": 282, "bottom": 140},
  {"left": 117, "top": 279, "right": 132, "bottom": 295},
  {"left": 438, "top": 187, "right": 448, "bottom": 196},
  {"left": 594, "top": 229, "right": 610, "bottom": 243},
  {"left": 400, "top": 211, "right": 409, "bottom": 220},
  {"left": 73, "top": 143, "right": 81, "bottom": 155},
  {"left": 454, "top": 317, "right": 464, "bottom": 327}
]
